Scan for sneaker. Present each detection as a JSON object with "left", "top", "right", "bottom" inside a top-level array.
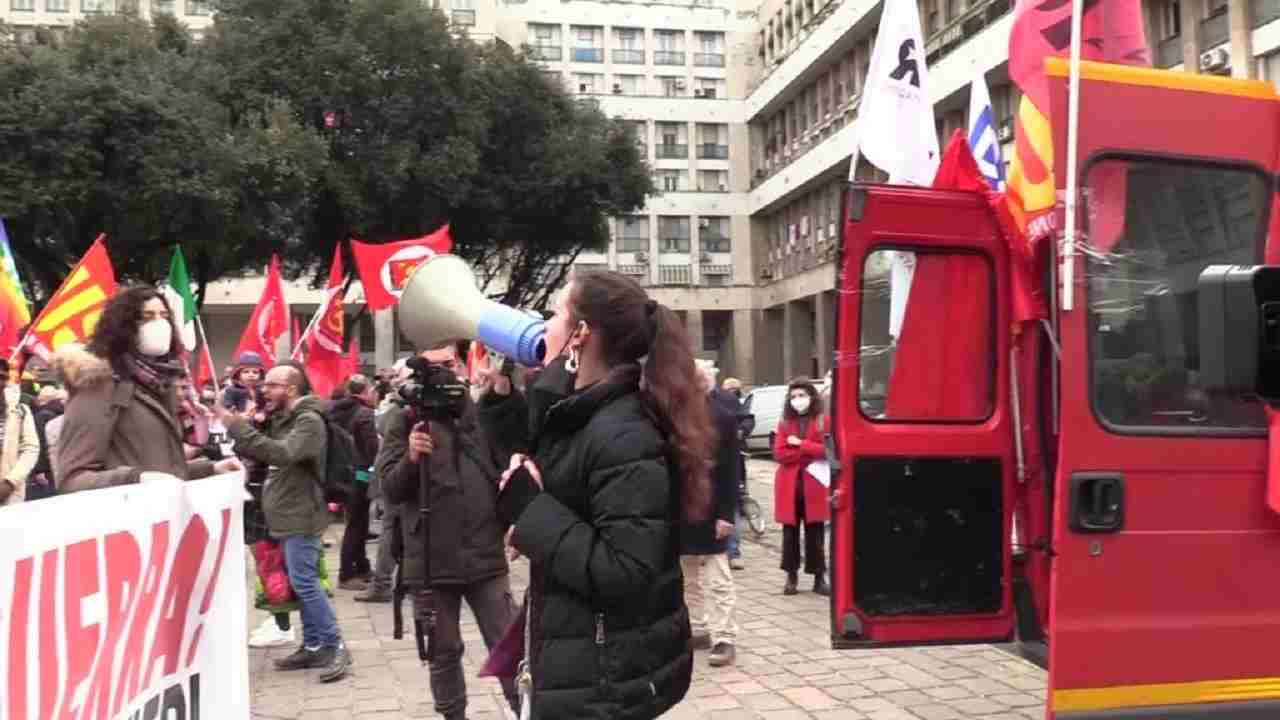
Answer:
[
  {"left": 729, "top": 558, "right": 745, "bottom": 571},
  {"left": 689, "top": 632, "right": 712, "bottom": 651},
  {"left": 317, "top": 643, "right": 352, "bottom": 683},
  {"left": 338, "top": 578, "right": 369, "bottom": 591},
  {"left": 274, "top": 646, "right": 325, "bottom": 671},
  {"left": 249, "top": 622, "right": 295, "bottom": 648},
  {"left": 813, "top": 574, "right": 831, "bottom": 597},
  {"left": 354, "top": 587, "right": 393, "bottom": 603},
  {"left": 708, "top": 642, "right": 736, "bottom": 667}
]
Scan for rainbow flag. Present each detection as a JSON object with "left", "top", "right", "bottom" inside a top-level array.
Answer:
[{"left": 0, "top": 220, "right": 30, "bottom": 357}]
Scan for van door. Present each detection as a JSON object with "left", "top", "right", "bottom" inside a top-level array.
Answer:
[
  {"left": 1045, "top": 61, "right": 1280, "bottom": 718},
  {"left": 830, "top": 184, "right": 1017, "bottom": 646}
]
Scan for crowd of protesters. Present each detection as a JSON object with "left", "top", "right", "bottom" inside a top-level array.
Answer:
[{"left": 1, "top": 271, "right": 833, "bottom": 720}]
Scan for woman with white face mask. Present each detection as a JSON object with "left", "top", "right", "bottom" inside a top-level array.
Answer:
[
  {"left": 772, "top": 379, "right": 830, "bottom": 596},
  {"left": 54, "top": 286, "right": 241, "bottom": 493}
]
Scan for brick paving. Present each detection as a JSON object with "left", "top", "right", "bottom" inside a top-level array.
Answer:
[{"left": 249, "top": 460, "right": 1048, "bottom": 720}]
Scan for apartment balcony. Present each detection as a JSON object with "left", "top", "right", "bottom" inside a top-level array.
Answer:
[
  {"left": 696, "top": 143, "right": 729, "bottom": 159},
  {"left": 660, "top": 237, "right": 691, "bottom": 253},
  {"left": 1255, "top": 0, "right": 1280, "bottom": 27},
  {"left": 1155, "top": 35, "right": 1182, "bottom": 68},
  {"left": 655, "top": 143, "right": 689, "bottom": 159},
  {"left": 654, "top": 50, "right": 686, "bottom": 65},
  {"left": 700, "top": 237, "right": 731, "bottom": 253},
  {"left": 693, "top": 52, "right": 725, "bottom": 67},
  {"left": 617, "top": 265, "right": 651, "bottom": 285},
  {"left": 659, "top": 265, "right": 692, "bottom": 285},
  {"left": 572, "top": 47, "right": 604, "bottom": 62},
  {"left": 613, "top": 48, "right": 645, "bottom": 63},
  {"left": 530, "top": 45, "right": 562, "bottom": 61},
  {"left": 1200, "top": 10, "right": 1229, "bottom": 48}
]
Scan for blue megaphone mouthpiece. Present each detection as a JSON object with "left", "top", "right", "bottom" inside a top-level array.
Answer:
[{"left": 477, "top": 305, "right": 546, "bottom": 367}]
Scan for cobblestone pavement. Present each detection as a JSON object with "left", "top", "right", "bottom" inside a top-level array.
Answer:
[{"left": 249, "top": 459, "right": 1048, "bottom": 720}]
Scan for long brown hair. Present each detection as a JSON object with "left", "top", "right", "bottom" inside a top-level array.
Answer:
[{"left": 570, "top": 271, "right": 713, "bottom": 522}]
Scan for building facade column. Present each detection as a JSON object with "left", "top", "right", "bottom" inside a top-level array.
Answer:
[
  {"left": 1229, "top": 0, "right": 1254, "bottom": 78},
  {"left": 763, "top": 307, "right": 786, "bottom": 385},
  {"left": 782, "top": 299, "right": 815, "bottom": 380},
  {"left": 1181, "top": 0, "right": 1204, "bottom": 69},
  {"left": 684, "top": 309, "right": 705, "bottom": 360},
  {"left": 728, "top": 308, "right": 759, "bottom": 386},
  {"left": 374, "top": 307, "right": 396, "bottom": 369},
  {"left": 813, "top": 290, "right": 836, "bottom": 379}
]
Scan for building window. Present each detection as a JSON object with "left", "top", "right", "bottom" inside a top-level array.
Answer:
[
  {"left": 451, "top": 0, "right": 476, "bottom": 27},
  {"left": 152, "top": 0, "right": 173, "bottom": 13},
  {"left": 659, "top": 217, "right": 691, "bottom": 253},
  {"left": 655, "top": 170, "right": 688, "bottom": 191},
  {"left": 614, "top": 74, "right": 644, "bottom": 95},
  {"left": 698, "top": 169, "right": 729, "bottom": 192},
  {"left": 654, "top": 29, "right": 685, "bottom": 65},
  {"left": 616, "top": 216, "right": 650, "bottom": 252},
  {"left": 694, "top": 76, "right": 724, "bottom": 99},
  {"left": 574, "top": 73, "right": 603, "bottom": 94},
  {"left": 10, "top": 0, "right": 34, "bottom": 11},
  {"left": 186, "top": 0, "right": 210, "bottom": 15},
  {"left": 571, "top": 26, "right": 603, "bottom": 62},
  {"left": 656, "top": 122, "right": 688, "bottom": 159},
  {"left": 613, "top": 28, "right": 644, "bottom": 63},
  {"left": 693, "top": 31, "right": 725, "bottom": 66},
  {"left": 529, "top": 23, "right": 562, "bottom": 61},
  {"left": 699, "top": 217, "right": 731, "bottom": 253},
  {"left": 696, "top": 123, "right": 729, "bottom": 159},
  {"left": 657, "top": 76, "right": 687, "bottom": 97},
  {"left": 81, "top": 0, "right": 110, "bottom": 12}
]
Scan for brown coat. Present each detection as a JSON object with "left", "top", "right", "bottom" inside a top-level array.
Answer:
[{"left": 54, "top": 345, "right": 214, "bottom": 493}]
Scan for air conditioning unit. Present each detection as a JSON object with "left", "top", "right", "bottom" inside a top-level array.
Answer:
[
  {"left": 703, "top": 88, "right": 717, "bottom": 99},
  {"left": 754, "top": 168, "right": 765, "bottom": 178},
  {"left": 694, "top": 88, "right": 705, "bottom": 97},
  {"left": 634, "top": 251, "right": 649, "bottom": 263},
  {"left": 760, "top": 268, "right": 773, "bottom": 279},
  {"left": 674, "top": 79, "right": 687, "bottom": 89},
  {"left": 718, "top": 183, "right": 727, "bottom": 191},
  {"left": 579, "top": 83, "right": 589, "bottom": 93},
  {"left": 997, "top": 122, "right": 1013, "bottom": 142},
  {"left": 612, "top": 84, "right": 623, "bottom": 94},
  {"left": 699, "top": 252, "right": 713, "bottom": 263},
  {"left": 699, "top": 218, "right": 711, "bottom": 228},
  {"left": 1199, "top": 46, "right": 1230, "bottom": 74}
]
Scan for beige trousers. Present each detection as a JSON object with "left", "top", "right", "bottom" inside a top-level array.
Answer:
[{"left": 680, "top": 553, "right": 738, "bottom": 646}]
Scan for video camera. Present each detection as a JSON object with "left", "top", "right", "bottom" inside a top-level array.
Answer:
[
  {"left": 1198, "top": 265, "right": 1280, "bottom": 403},
  {"left": 397, "top": 356, "right": 468, "bottom": 421}
]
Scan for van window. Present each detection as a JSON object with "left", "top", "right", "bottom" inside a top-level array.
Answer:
[
  {"left": 859, "top": 248, "right": 994, "bottom": 422},
  {"left": 1085, "top": 157, "right": 1267, "bottom": 431}
]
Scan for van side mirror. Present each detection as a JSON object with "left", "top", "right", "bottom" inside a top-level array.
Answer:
[{"left": 1198, "top": 265, "right": 1280, "bottom": 403}]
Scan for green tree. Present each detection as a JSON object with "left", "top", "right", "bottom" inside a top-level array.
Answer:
[
  {"left": 0, "top": 13, "right": 327, "bottom": 305},
  {"left": 208, "top": 0, "right": 653, "bottom": 307}
]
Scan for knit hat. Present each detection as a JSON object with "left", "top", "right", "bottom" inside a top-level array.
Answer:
[{"left": 236, "top": 351, "right": 264, "bottom": 369}]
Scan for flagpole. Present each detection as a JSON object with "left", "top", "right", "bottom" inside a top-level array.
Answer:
[
  {"left": 291, "top": 302, "right": 326, "bottom": 361},
  {"left": 10, "top": 233, "right": 108, "bottom": 362},
  {"left": 1061, "top": 0, "right": 1084, "bottom": 311}
]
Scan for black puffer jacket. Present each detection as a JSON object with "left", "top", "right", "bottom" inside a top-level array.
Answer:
[
  {"left": 509, "top": 363, "right": 692, "bottom": 720},
  {"left": 327, "top": 396, "right": 378, "bottom": 471},
  {"left": 382, "top": 398, "right": 515, "bottom": 588}
]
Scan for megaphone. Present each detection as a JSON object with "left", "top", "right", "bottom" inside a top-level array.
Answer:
[{"left": 398, "top": 254, "right": 547, "bottom": 367}]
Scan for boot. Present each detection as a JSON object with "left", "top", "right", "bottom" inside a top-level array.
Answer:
[
  {"left": 783, "top": 571, "right": 798, "bottom": 596},
  {"left": 813, "top": 573, "right": 830, "bottom": 596}
]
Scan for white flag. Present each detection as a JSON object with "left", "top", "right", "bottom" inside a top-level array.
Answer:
[
  {"left": 850, "top": 0, "right": 939, "bottom": 185},
  {"left": 967, "top": 72, "right": 1006, "bottom": 191}
]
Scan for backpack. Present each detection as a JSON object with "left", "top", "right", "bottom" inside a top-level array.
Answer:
[{"left": 314, "top": 410, "right": 357, "bottom": 504}]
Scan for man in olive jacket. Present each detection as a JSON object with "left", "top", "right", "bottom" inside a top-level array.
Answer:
[
  {"left": 381, "top": 345, "right": 521, "bottom": 720},
  {"left": 220, "top": 362, "right": 350, "bottom": 683}
]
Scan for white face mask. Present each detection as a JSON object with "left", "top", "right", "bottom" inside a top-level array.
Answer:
[
  {"left": 137, "top": 319, "right": 172, "bottom": 357},
  {"left": 790, "top": 396, "right": 811, "bottom": 415}
]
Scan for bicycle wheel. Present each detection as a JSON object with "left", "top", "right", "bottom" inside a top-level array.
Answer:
[{"left": 743, "top": 497, "right": 766, "bottom": 538}]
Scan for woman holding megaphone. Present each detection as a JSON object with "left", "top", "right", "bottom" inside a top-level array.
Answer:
[{"left": 492, "top": 270, "right": 712, "bottom": 720}]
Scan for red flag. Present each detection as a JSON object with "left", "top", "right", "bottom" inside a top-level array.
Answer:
[
  {"left": 24, "top": 235, "right": 117, "bottom": 359},
  {"left": 305, "top": 246, "right": 348, "bottom": 398},
  {"left": 350, "top": 224, "right": 453, "bottom": 311},
  {"left": 292, "top": 314, "right": 302, "bottom": 353},
  {"left": 234, "top": 256, "right": 288, "bottom": 369},
  {"left": 468, "top": 341, "right": 489, "bottom": 385},
  {"left": 195, "top": 340, "right": 216, "bottom": 389},
  {"left": 346, "top": 335, "right": 361, "bottom": 378}
]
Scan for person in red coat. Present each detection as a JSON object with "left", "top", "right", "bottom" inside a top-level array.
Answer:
[{"left": 773, "top": 379, "right": 830, "bottom": 596}]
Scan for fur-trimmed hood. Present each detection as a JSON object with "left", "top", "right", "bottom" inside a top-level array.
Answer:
[{"left": 53, "top": 344, "right": 114, "bottom": 393}]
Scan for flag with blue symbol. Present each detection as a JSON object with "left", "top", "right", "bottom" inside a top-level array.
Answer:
[{"left": 966, "top": 74, "right": 1005, "bottom": 191}]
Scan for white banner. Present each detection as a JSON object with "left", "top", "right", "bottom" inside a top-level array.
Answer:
[{"left": 0, "top": 473, "right": 250, "bottom": 720}]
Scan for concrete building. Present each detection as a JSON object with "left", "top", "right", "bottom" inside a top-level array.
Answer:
[{"left": 8, "top": 0, "right": 1280, "bottom": 383}]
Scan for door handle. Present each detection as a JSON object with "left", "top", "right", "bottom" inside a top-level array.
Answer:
[{"left": 1069, "top": 473, "right": 1125, "bottom": 533}]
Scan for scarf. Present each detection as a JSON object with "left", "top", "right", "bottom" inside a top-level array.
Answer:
[{"left": 123, "top": 353, "right": 205, "bottom": 445}]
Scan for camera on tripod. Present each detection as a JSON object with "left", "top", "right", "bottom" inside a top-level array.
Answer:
[{"left": 397, "top": 356, "right": 468, "bottom": 421}]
